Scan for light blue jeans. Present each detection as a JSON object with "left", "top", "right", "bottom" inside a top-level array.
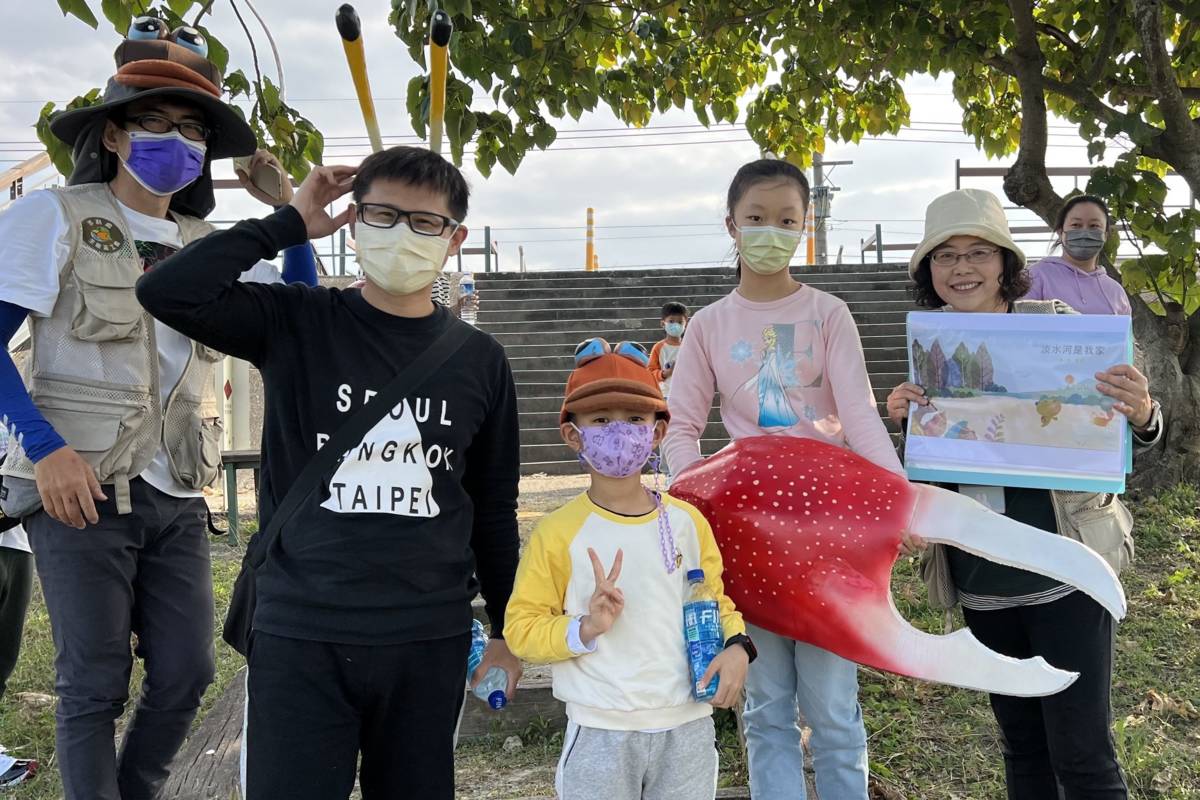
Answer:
[{"left": 743, "top": 623, "right": 869, "bottom": 800}]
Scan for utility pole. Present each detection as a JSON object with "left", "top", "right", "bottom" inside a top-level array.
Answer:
[
  {"left": 813, "top": 152, "right": 827, "bottom": 265},
  {"left": 811, "top": 151, "right": 852, "bottom": 265}
]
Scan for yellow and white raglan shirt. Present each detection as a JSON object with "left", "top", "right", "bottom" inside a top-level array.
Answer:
[{"left": 504, "top": 492, "right": 745, "bottom": 732}]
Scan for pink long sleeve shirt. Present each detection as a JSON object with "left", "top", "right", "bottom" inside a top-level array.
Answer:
[{"left": 663, "top": 285, "right": 902, "bottom": 477}]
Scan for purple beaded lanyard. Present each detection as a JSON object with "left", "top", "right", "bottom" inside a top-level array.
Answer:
[{"left": 650, "top": 454, "right": 678, "bottom": 574}]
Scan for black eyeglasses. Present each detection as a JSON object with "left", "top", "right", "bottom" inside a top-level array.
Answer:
[
  {"left": 356, "top": 203, "right": 460, "bottom": 237},
  {"left": 126, "top": 113, "right": 210, "bottom": 143}
]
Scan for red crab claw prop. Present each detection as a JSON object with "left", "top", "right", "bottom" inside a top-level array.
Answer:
[{"left": 669, "top": 436, "right": 1127, "bottom": 697}]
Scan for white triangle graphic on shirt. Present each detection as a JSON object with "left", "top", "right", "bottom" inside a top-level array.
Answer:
[{"left": 320, "top": 398, "right": 441, "bottom": 518}]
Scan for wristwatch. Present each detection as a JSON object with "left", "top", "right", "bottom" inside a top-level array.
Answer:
[
  {"left": 725, "top": 633, "right": 758, "bottom": 663},
  {"left": 1134, "top": 399, "right": 1162, "bottom": 435}
]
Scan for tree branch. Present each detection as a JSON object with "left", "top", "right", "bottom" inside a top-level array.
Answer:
[
  {"left": 1001, "top": 0, "right": 1064, "bottom": 225},
  {"left": 1036, "top": 22, "right": 1085, "bottom": 57},
  {"left": 192, "top": 0, "right": 217, "bottom": 27},
  {"left": 1131, "top": 0, "right": 1200, "bottom": 196},
  {"left": 1086, "top": 0, "right": 1123, "bottom": 85}
]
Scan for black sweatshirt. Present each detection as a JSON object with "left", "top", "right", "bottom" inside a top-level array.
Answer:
[{"left": 136, "top": 207, "right": 520, "bottom": 646}]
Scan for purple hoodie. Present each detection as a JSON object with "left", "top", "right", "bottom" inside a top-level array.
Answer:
[{"left": 1024, "top": 255, "right": 1131, "bottom": 316}]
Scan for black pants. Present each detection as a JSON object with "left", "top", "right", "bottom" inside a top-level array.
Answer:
[
  {"left": 246, "top": 630, "right": 471, "bottom": 800},
  {"left": 0, "top": 546, "right": 33, "bottom": 695},
  {"left": 962, "top": 591, "right": 1128, "bottom": 800},
  {"left": 27, "top": 480, "right": 214, "bottom": 800}
]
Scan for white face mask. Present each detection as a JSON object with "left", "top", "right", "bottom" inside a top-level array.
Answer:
[
  {"left": 736, "top": 224, "right": 804, "bottom": 275},
  {"left": 354, "top": 224, "right": 452, "bottom": 295}
]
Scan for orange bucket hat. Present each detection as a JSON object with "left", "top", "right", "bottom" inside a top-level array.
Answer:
[{"left": 560, "top": 338, "right": 669, "bottom": 425}]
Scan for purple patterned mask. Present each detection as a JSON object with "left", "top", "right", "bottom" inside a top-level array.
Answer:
[{"left": 573, "top": 421, "right": 657, "bottom": 478}]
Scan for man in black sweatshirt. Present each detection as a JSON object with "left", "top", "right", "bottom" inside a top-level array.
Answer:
[{"left": 136, "top": 147, "right": 522, "bottom": 800}]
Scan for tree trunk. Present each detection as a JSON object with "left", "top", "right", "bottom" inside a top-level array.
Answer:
[{"left": 1128, "top": 298, "right": 1200, "bottom": 487}]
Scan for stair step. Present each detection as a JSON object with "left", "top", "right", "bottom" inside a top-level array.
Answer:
[
  {"left": 482, "top": 314, "right": 911, "bottom": 334},
  {"left": 479, "top": 288, "right": 912, "bottom": 307},
  {"left": 475, "top": 263, "right": 909, "bottom": 282},
  {"left": 505, "top": 347, "right": 909, "bottom": 373},
  {"left": 518, "top": 403, "right": 894, "bottom": 429},
  {"left": 477, "top": 301, "right": 917, "bottom": 324},
  {"left": 479, "top": 281, "right": 912, "bottom": 301},
  {"left": 515, "top": 380, "right": 902, "bottom": 406},
  {"left": 498, "top": 333, "right": 908, "bottom": 359},
  {"left": 487, "top": 322, "right": 907, "bottom": 344},
  {"left": 511, "top": 360, "right": 908, "bottom": 387}
]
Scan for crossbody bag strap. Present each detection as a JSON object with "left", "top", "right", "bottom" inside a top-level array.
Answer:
[{"left": 249, "top": 321, "right": 473, "bottom": 569}]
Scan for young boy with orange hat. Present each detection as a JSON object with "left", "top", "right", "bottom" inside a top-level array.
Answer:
[{"left": 505, "top": 338, "right": 756, "bottom": 800}]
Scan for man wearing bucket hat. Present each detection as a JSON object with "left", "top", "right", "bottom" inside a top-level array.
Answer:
[{"left": 0, "top": 20, "right": 310, "bottom": 800}]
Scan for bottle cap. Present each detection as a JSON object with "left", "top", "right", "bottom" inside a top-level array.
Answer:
[
  {"left": 488, "top": 691, "right": 507, "bottom": 710},
  {"left": 686, "top": 568, "right": 705, "bottom": 582}
]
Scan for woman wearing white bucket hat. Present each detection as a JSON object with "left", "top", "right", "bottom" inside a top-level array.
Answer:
[{"left": 887, "top": 188, "right": 1162, "bottom": 800}]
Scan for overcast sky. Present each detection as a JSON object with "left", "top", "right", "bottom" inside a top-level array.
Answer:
[{"left": 1, "top": 0, "right": 1190, "bottom": 274}]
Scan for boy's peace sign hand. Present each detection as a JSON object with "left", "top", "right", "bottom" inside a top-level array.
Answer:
[
  {"left": 578, "top": 548, "right": 624, "bottom": 646},
  {"left": 288, "top": 165, "right": 356, "bottom": 239}
]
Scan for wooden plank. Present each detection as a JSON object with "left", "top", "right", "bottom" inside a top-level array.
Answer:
[
  {"left": 458, "top": 677, "right": 565, "bottom": 740},
  {"left": 0, "top": 153, "right": 51, "bottom": 190},
  {"left": 160, "top": 668, "right": 246, "bottom": 799},
  {"left": 220, "top": 449, "right": 262, "bottom": 465}
]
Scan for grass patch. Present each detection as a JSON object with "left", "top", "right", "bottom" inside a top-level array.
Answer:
[
  {"left": 3, "top": 487, "right": 1198, "bottom": 798},
  {"left": 0, "top": 537, "right": 246, "bottom": 800}
]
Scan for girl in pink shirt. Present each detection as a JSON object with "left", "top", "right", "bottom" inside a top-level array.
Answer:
[{"left": 663, "top": 159, "right": 900, "bottom": 800}]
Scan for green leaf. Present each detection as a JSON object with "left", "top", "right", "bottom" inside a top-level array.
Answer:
[
  {"left": 407, "top": 75, "right": 428, "bottom": 138},
  {"left": 532, "top": 121, "right": 557, "bottom": 149},
  {"left": 224, "top": 70, "right": 252, "bottom": 98},
  {"left": 58, "top": 0, "right": 99, "bottom": 28},
  {"left": 100, "top": 0, "right": 131, "bottom": 33},
  {"left": 496, "top": 145, "right": 524, "bottom": 175},
  {"left": 261, "top": 78, "right": 281, "bottom": 119},
  {"left": 200, "top": 26, "right": 229, "bottom": 76},
  {"left": 168, "top": 0, "right": 196, "bottom": 17}
]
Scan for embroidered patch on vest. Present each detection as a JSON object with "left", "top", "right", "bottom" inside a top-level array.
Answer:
[{"left": 81, "top": 217, "right": 126, "bottom": 253}]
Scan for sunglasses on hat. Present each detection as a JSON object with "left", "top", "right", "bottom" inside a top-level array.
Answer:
[{"left": 573, "top": 338, "right": 650, "bottom": 368}]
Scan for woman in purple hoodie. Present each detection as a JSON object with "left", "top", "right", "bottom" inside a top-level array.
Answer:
[{"left": 1025, "top": 195, "right": 1131, "bottom": 315}]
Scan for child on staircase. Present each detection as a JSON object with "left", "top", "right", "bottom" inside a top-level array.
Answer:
[
  {"left": 649, "top": 302, "right": 689, "bottom": 399},
  {"left": 505, "top": 338, "right": 755, "bottom": 800}
]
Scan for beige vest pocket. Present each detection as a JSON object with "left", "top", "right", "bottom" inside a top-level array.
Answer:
[{"left": 70, "top": 256, "right": 144, "bottom": 342}]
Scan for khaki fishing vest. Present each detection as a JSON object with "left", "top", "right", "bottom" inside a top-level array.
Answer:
[{"left": 2, "top": 183, "right": 223, "bottom": 513}]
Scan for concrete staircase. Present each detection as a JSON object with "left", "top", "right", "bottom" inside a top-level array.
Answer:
[{"left": 474, "top": 264, "right": 916, "bottom": 474}]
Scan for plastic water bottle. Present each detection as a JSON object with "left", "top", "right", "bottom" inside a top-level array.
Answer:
[
  {"left": 467, "top": 619, "right": 508, "bottom": 709},
  {"left": 459, "top": 273, "right": 477, "bottom": 326},
  {"left": 682, "top": 569, "right": 724, "bottom": 701}
]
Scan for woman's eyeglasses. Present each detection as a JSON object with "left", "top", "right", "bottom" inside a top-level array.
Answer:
[{"left": 929, "top": 247, "right": 1000, "bottom": 267}]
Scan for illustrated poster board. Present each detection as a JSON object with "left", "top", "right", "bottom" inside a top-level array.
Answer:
[{"left": 904, "top": 312, "right": 1132, "bottom": 493}]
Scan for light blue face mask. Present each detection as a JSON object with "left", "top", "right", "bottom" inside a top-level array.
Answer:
[{"left": 664, "top": 321, "right": 685, "bottom": 338}]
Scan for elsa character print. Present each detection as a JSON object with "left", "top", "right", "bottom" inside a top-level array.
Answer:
[{"left": 736, "top": 325, "right": 801, "bottom": 428}]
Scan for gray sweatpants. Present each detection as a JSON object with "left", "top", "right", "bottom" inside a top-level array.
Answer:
[
  {"left": 27, "top": 478, "right": 215, "bottom": 800},
  {"left": 556, "top": 716, "right": 718, "bottom": 800}
]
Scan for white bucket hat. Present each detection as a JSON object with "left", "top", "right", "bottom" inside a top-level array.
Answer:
[{"left": 909, "top": 188, "right": 1026, "bottom": 277}]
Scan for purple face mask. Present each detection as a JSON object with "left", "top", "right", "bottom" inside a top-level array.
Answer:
[
  {"left": 120, "top": 130, "right": 206, "bottom": 196},
  {"left": 574, "top": 421, "right": 656, "bottom": 478}
]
